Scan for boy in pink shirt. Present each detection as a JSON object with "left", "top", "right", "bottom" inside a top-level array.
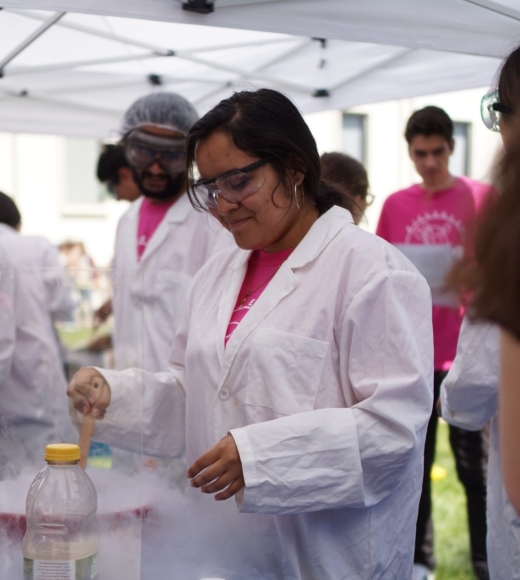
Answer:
[{"left": 377, "top": 107, "right": 490, "bottom": 580}]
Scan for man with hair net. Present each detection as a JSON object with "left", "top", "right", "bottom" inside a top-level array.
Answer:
[{"left": 107, "top": 92, "right": 228, "bottom": 374}]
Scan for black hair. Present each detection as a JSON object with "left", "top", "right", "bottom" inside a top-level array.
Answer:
[
  {"left": 96, "top": 144, "right": 129, "bottom": 184},
  {"left": 185, "top": 88, "right": 354, "bottom": 215},
  {"left": 0, "top": 191, "right": 21, "bottom": 229},
  {"left": 404, "top": 106, "right": 454, "bottom": 144}
]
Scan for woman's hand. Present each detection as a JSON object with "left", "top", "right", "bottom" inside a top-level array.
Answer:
[
  {"left": 187, "top": 435, "right": 245, "bottom": 501},
  {"left": 67, "top": 367, "right": 111, "bottom": 419}
]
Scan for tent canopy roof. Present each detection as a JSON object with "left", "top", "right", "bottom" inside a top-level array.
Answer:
[{"left": 0, "top": 0, "right": 517, "bottom": 137}]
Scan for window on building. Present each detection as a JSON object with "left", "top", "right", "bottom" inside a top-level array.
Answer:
[
  {"left": 449, "top": 122, "right": 471, "bottom": 176},
  {"left": 342, "top": 113, "right": 367, "bottom": 164},
  {"left": 65, "top": 138, "right": 104, "bottom": 204}
]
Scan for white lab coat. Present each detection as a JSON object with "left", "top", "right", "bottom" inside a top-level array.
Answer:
[
  {"left": 0, "top": 244, "right": 15, "bottom": 388},
  {"left": 88, "top": 206, "right": 433, "bottom": 579},
  {"left": 441, "top": 317, "right": 520, "bottom": 580},
  {"left": 0, "top": 224, "right": 76, "bottom": 460},
  {"left": 112, "top": 193, "right": 229, "bottom": 372}
]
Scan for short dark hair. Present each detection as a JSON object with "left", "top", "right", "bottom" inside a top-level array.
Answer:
[
  {"left": 96, "top": 144, "right": 129, "bottom": 184},
  {"left": 0, "top": 191, "right": 21, "bottom": 229},
  {"left": 405, "top": 106, "right": 454, "bottom": 144},
  {"left": 320, "top": 152, "right": 369, "bottom": 199},
  {"left": 185, "top": 88, "right": 355, "bottom": 216}
]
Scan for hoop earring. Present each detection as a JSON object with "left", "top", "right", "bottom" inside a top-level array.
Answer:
[{"left": 294, "top": 183, "right": 302, "bottom": 210}]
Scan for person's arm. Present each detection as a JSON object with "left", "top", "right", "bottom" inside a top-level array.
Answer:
[
  {"left": 500, "top": 330, "right": 520, "bottom": 515},
  {"left": 68, "top": 293, "right": 192, "bottom": 457},
  {"left": 226, "top": 268, "right": 433, "bottom": 514},
  {"left": 42, "top": 242, "right": 75, "bottom": 322},
  {"left": 375, "top": 198, "right": 391, "bottom": 241},
  {"left": 440, "top": 317, "right": 499, "bottom": 430},
  {"left": 0, "top": 253, "right": 15, "bottom": 385}
]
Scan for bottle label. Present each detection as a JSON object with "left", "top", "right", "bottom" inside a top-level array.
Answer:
[{"left": 24, "top": 553, "right": 99, "bottom": 580}]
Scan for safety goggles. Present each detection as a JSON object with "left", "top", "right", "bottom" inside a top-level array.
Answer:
[
  {"left": 193, "top": 157, "right": 272, "bottom": 209},
  {"left": 123, "top": 129, "right": 187, "bottom": 174},
  {"left": 481, "top": 88, "right": 515, "bottom": 132}
]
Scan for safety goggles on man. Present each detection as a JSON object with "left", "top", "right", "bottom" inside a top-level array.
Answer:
[
  {"left": 481, "top": 88, "right": 515, "bottom": 132},
  {"left": 123, "top": 129, "right": 187, "bottom": 174},
  {"left": 193, "top": 157, "right": 273, "bottom": 210}
]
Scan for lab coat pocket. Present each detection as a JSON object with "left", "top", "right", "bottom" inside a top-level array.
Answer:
[{"left": 247, "top": 328, "right": 329, "bottom": 416}]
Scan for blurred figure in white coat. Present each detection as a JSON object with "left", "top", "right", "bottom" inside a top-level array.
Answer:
[
  {"left": 0, "top": 192, "right": 75, "bottom": 469},
  {"left": 68, "top": 89, "right": 433, "bottom": 579},
  {"left": 102, "top": 92, "right": 228, "bottom": 373},
  {"left": 441, "top": 44, "right": 520, "bottom": 580}
]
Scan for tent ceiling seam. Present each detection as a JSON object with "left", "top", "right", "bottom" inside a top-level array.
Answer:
[
  {"left": 461, "top": 0, "right": 520, "bottom": 22},
  {"left": 328, "top": 47, "right": 416, "bottom": 93}
]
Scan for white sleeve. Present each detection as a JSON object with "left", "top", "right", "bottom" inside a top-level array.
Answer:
[
  {"left": 440, "top": 317, "right": 499, "bottom": 430},
  {"left": 0, "top": 254, "right": 15, "bottom": 386},
  {"left": 72, "top": 304, "right": 191, "bottom": 458},
  {"left": 41, "top": 242, "right": 75, "bottom": 322},
  {"left": 231, "top": 269, "right": 433, "bottom": 514}
]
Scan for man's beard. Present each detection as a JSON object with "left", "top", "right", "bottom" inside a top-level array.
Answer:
[{"left": 133, "top": 169, "right": 186, "bottom": 201}]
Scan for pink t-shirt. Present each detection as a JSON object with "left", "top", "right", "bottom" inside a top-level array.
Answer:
[
  {"left": 137, "top": 197, "right": 175, "bottom": 260},
  {"left": 225, "top": 247, "right": 293, "bottom": 344},
  {"left": 376, "top": 176, "right": 492, "bottom": 371}
]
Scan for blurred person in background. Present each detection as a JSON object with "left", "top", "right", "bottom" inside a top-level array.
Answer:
[
  {"left": 0, "top": 192, "right": 75, "bottom": 469},
  {"left": 320, "top": 151, "right": 373, "bottom": 224},
  {"left": 377, "top": 106, "right": 492, "bottom": 580},
  {"left": 440, "top": 43, "right": 520, "bottom": 580},
  {"left": 101, "top": 92, "right": 229, "bottom": 373},
  {"left": 96, "top": 143, "right": 141, "bottom": 202},
  {"left": 90, "top": 145, "right": 141, "bottom": 335}
]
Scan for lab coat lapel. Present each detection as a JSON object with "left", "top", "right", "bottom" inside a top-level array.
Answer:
[
  {"left": 139, "top": 193, "right": 192, "bottom": 266},
  {"left": 217, "top": 206, "right": 353, "bottom": 390},
  {"left": 215, "top": 251, "right": 250, "bottom": 367}
]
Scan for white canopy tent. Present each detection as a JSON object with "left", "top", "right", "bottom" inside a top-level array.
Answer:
[{"left": 0, "top": 0, "right": 518, "bottom": 137}]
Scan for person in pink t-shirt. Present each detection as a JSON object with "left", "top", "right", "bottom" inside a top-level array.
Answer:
[{"left": 377, "top": 106, "right": 491, "bottom": 580}]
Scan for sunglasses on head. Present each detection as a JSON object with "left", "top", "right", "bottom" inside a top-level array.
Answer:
[
  {"left": 481, "top": 88, "right": 515, "bottom": 132},
  {"left": 123, "top": 129, "right": 187, "bottom": 174},
  {"left": 192, "top": 157, "right": 273, "bottom": 210}
]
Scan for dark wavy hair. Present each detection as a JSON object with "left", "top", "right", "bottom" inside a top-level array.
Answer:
[
  {"left": 185, "top": 89, "right": 355, "bottom": 216},
  {"left": 458, "top": 136, "right": 520, "bottom": 339},
  {"left": 404, "top": 106, "right": 453, "bottom": 144}
]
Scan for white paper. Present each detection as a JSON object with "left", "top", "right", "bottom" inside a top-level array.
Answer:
[{"left": 395, "top": 244, "right": 460, "bottom": 308}]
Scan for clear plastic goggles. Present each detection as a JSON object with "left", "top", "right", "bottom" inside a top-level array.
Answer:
[
  {"left": 123, "top": 129, "right": 187, "bottom": 174},
  {"left": 193, "top": 157, "right": 272, "bottom": 210},
  {"left": 481, "top": 88, "right": 515, "bottom": 132}
]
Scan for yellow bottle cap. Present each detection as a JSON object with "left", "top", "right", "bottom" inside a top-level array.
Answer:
[{"left": 45, "top": 444, "right": 81, "bottom": 462}]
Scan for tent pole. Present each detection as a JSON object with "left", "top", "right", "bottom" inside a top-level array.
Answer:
[
  {"left": 6, "top": 53, "right": 164, "bottom": 77},
  {"left": 5, "top": 8, "right": 173, "bottom": 56},
  {"left": 462, "top": 0, "right": 520, "bottom": 22},
  {"left": 0, "top": 12, "right": 65, "bottom": 76}
]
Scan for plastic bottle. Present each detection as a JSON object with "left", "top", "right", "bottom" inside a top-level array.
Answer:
[{"left": 22, "top": 443, "right": 99, "bottom": 580}]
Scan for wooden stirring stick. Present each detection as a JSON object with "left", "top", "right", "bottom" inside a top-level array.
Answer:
[
  {"left": 78, "top": 376, "right": 103, "bottom": 470},
  {"left": 79, "top": 414, "right": 95, "bottom": 470}
]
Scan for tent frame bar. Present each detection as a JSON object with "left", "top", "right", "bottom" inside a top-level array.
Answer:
[
  {"left": 462, "top": 0, "right": 520, "bottom": 22},
  {"left": 0, "top": 11, "right": 65, "bottom": 76}
]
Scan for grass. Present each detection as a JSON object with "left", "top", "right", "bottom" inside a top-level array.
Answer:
[{"left": 433, "top": 420, "right": 476, "bottom": 580}]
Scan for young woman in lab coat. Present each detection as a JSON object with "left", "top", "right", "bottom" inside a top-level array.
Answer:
[
  {"left": 68, "top": 89, "right": 433, "bottom": 579},
  {"left": 440, "top": 45, "right": 520, "bottom": 579}
]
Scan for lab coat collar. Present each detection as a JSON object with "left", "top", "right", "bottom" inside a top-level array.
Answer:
[
  {"left": 226, "top": 205, "right": 354, "bottom": 271},
  {"left": 0, "top": 223, "right": 18, "bottom": 237},
  {"left": 139, "top": 192, "right": 193, "bottom": 265},
  {"left": 216, "top": 206, "right": 353, "bottom": 382}
]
